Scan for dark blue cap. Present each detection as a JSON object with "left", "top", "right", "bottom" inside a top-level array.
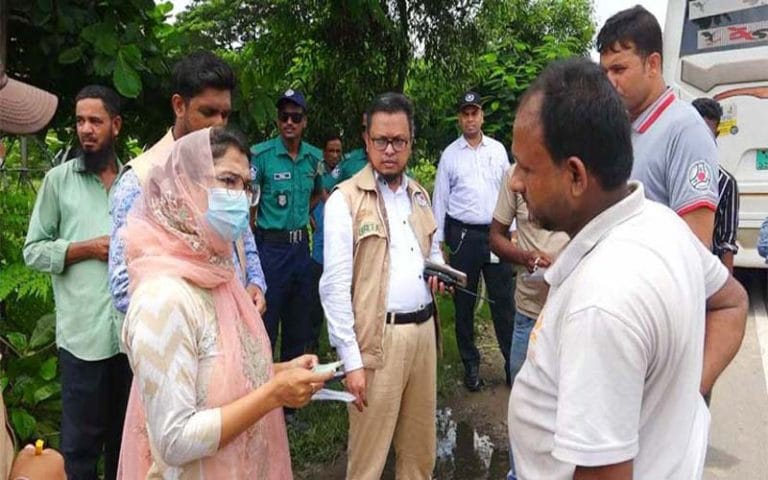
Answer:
[
  {"left": 277, "top": 88, "right": 307, "bottom": 111},
  {"left": 459, "top": 91, "right": 482, "bottom": 110}
]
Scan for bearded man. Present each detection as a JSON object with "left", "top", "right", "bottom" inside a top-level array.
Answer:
[{"left": 24, "top": 85, "right": 132, "bottom": 480}]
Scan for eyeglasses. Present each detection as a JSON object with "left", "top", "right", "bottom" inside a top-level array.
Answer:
[
  {"left": 278, "top": 112, "right": 304, "bottom": 124},
  {"left": 370, "top": 137, "right": 409, "bottom": 152},
  {"left": 216, "top": 174, "right": 260, "bottom": 206}
]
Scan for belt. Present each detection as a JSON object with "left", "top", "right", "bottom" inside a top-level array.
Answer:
[
  {"left": 445, "top": 215, "right": 489, "bottom": 232},
  {"left": 386, "top": 303, "right": 434, "bottom": 325},
  {"left": 257, "top": 227, "right": 308, "bottom": 244}
]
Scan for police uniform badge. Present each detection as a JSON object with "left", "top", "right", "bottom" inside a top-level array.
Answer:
[
  {"left": 277, "top": 192, "right": 288, "bottom": 208},
  {"left": 331, "top": 166, "right": 340, "bottom": 179},
  {"left": 285, "top": 88, "right": 295, "bottom": 97},
  {"left": 465, "top": 93, "right": 475, "bottom": 102}
]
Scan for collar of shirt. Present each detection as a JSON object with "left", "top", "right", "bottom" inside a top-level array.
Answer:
[
  {"left": 72, "top": 155, "right": 124, "bottom": 175},
  {"left": 632, "top": 87, "right": 676, "bottom": 134},
  {"left": 275, "top": 136, "right": 309, "bottom": 161},
  {"left": 457, "top": 133, "right": 488, "bottom": 150},
  {"left": 374, "top": 170, "right": 409, "bottom": 194},
  {"left": 321, "top": 160, "right": 339, "bottom": 176},
  {"left": 545, "top": 181, "right": 645, "bottom": 287}
]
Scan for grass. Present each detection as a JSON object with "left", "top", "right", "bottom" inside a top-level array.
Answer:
[
  {"left": 288, "top": 400, "right": 350, "bottom": 466},
  {"left": 288, "top": 293, "right": 493, "bottom": 471}
]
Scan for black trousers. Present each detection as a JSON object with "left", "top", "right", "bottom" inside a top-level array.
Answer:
[
  {"left": 308, "top": 259, "right": 325, "bottom": 352},
  {"left": 445, "top": 220, "right": 515, "bottom": 375},
  {"left": 59, "top": 349, "right": 132, "bottom": 480},
  {"left": 257, "top": 236, "right": 316, "bottom": 362}
]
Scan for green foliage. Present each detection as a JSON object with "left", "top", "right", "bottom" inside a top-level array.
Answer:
[
  {"left": 171, "top": 0, "right": 593, "bottom": 158},
  {"left": 0, "top": 181, "right": 52, "bottom": 307},
  {"left": 288, "top": 401, "right": 349, "bottom": 466},
  {"left": 0, "top": 311, "right": 61, "bottom": 444},
  {"left": 7, "top": 0, "right": 593, "bottom": 158},
  {"left": 407, "top": 0, "right": 594, "bottom": 152},
  {"left": 7, "top": 0, "right": 176, "bottom": 146},
  {"left": 409, "top": 154, "right": 439, "bottom": 195},
  {"left": 174, "top": 0, "right": 489, "bottom": 148},
  {"left": 471, "top": 34, "right": 588, "bottom": 144},
  {"left": 1, "top": 139, "right": 60, "bottom": 446}
]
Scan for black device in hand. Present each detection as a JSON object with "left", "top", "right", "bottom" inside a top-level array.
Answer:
[
  {"left": 423, "top": 260, "right": 495, "bottom": 304},
  {"left": 423, "top": 260, "right": 468, "bottom": 287}
]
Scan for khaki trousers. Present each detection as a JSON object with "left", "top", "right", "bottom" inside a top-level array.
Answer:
[{"left": 346, "top": 317, "right": 437, "bottom": 480}]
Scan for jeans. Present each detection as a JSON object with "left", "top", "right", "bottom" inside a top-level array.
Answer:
[
  {"left": 507, "top": 456, "right": 518, "bottom": 480},
  {"left": 508, "top": 311, "right": 536, "bottom": 385},
  {"left": 59, "top": 349, "right": 132, "bottom": 480}
]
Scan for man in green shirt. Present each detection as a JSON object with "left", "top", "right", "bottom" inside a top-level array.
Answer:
[
  {"left": 23, "top": 85, "right": 132, "bottom": 480},
  {"left": 337, "top": 113, "right": 369, "bottom": 182},
  {"left": 251, "top": 89, "right": 323, "bottom": 369}
]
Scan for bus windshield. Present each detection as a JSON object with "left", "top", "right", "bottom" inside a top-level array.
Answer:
[{"left": 681, "top": 2, "right": 768, "bottom": 56}]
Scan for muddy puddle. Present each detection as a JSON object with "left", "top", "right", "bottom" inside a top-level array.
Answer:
[
  {"left": 364, "top": 407, "right": 510, "bottom": 479},
  {"left": 303, "top": 404, "right": 510, "bottom": 479},
  {"left": 433, "top": 407, "right": 510, "bottom": 479}
]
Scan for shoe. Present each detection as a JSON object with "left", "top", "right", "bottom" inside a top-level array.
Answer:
[{"left": 464, "top": 364, "right": 484, "bottom": 392}]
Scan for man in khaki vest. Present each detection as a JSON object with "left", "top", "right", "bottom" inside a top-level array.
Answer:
[{"left": 320, "top": 92, "right": 448, "bottom": 479}]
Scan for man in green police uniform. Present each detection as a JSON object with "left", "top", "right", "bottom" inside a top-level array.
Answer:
[
  {"left": 251, "top": 89, "right": 323, "bottom": 366},
  {"left": 336, "top": 113, "right": 369, "bottom": 183},
  {"left": 308, "top": 134, "right": 344, "bottom": 351}
]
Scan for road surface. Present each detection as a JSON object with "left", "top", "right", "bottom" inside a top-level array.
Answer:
[{"left": 705, "top": 271, "right": 768, "bottom": 479}]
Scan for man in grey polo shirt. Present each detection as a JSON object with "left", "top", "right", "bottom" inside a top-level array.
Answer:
[{"left": 598, "top": 6, "right": 718, "bottom": 246}]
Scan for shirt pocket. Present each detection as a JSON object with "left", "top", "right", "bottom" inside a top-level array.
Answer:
[
  {"left": 480, "top": 154, "right": 506, "bottom": 184},
  {"left": 296, "top": 159, "right": 317, "bottom": 195}
]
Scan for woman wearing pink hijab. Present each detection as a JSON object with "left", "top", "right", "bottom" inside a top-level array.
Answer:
[{"left": 117, "top": 127, "right": 331, "bottom": 479}]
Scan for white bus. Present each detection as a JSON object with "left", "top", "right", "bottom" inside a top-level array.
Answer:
[{"left": 664, "top": 0, "right": 768, "bottom": 267}]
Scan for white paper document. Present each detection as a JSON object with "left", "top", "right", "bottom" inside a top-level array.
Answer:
[{"left": 311, "top": 388, "right": 356, "bottom": 403}]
